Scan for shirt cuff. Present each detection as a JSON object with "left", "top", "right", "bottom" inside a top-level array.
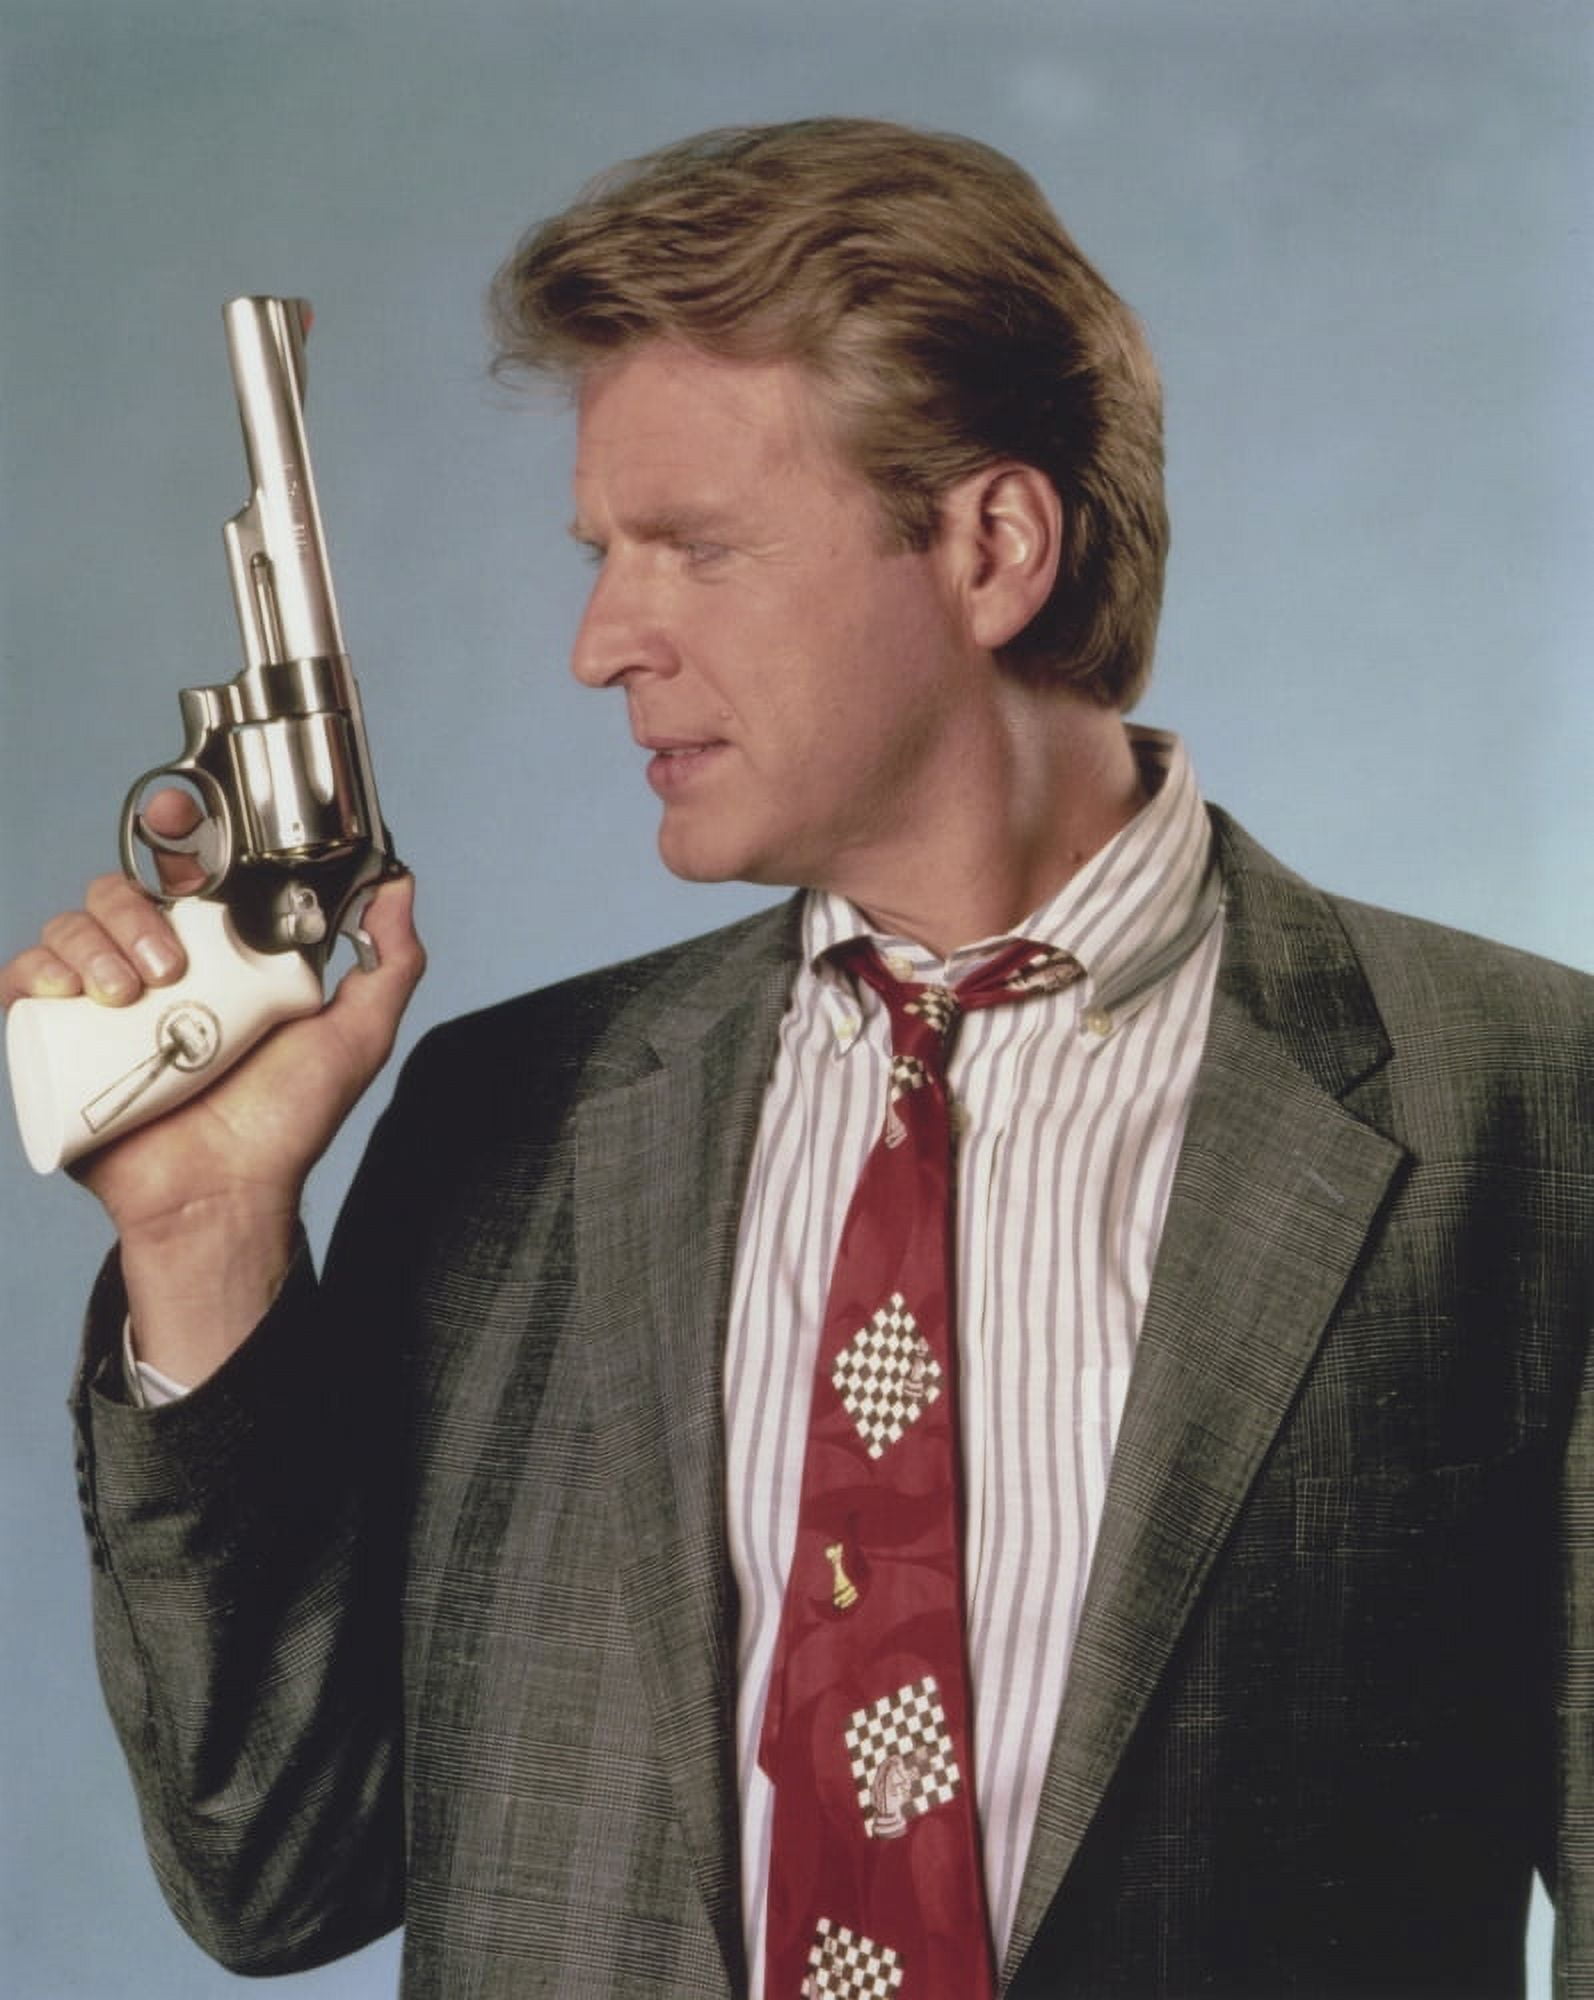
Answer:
[{"left": 122, "top": 1318, "right": 192, "bottom": 1408}]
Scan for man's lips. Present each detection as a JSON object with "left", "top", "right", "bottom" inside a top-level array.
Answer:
[{"left": 639, "top": 735, "right": 729, "bottom": 795}]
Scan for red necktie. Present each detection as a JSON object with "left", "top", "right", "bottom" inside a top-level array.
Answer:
[{"left": 759, "top": 936, "right": 1084, "bottom": 2000}]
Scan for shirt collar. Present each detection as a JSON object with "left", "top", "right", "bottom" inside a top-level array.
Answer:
[{"left": 801, "top": 726, "right": 1221, "bottom": 1031}]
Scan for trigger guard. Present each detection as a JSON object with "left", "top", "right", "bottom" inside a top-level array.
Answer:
[{"left": 119, "top": 765, "right": 233, "bottom": 900}]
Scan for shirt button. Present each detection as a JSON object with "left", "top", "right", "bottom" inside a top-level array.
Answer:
[
  {"left": 834, "top": 1012, "right": 860, "bottom": 1050},
  {"left": 1082, "top": 1008, "right": 1114, "bottom": 1037},
  {"left": 950, "top": 1100, "right": 970, "bottom": 1135}
]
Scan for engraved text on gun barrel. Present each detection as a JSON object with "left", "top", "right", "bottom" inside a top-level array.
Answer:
[{"left": 5, "top": 295, "right": 399, "bottom": 1173}]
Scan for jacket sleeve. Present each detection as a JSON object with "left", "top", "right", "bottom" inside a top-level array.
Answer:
[{"left": 72, "top": 1225, "right": 406, "bottom": 1975}]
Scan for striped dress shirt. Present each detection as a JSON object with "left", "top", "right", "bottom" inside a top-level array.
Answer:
[{"left": 724, "top": 727, "right": 1225, "bottom": 1993}]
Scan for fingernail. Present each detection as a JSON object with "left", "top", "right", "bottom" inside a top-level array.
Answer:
[
  {"left": 133, "top": 935, "right": 179, "bottom": 981},
  {"left": 88, "top": 954, "right": 136, "bottom": 1002}
]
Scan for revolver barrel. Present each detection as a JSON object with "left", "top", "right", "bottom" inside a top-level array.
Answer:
[{"left": 222, "top": 296, "right": 345, "bottom": 669}]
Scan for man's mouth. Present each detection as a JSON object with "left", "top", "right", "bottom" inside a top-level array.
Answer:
[{"left": 642, "top": 737, "right": 727, "bottom": 794}]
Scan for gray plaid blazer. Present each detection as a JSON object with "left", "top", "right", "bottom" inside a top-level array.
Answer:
[{"left": 76, "top": 810, "right": 1594, "bottom": 1998}]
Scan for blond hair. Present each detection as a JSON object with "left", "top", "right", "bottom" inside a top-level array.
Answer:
[{"left": 490, "top": 118, "right": 1168, "bottom": 709}]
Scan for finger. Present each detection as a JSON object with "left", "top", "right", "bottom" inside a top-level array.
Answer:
[
  {"left": 138, "top": 786, "right": 210, "bottom": 896},
  {"left": 83, "top": 872, "right": 187, "bottom": 985},
  {"left": 38, "top": 904, "right": 146, "bottom": 1004},
  {"left": 139, "top": 786, "right": 201, "bottom": 836},
  {"left": 123, "top": 782, "right": 209, "bottom": 896},
  {"left": 0, "top": 942, "right": 85, "bottom": 1008},
  {"left": 29, "top": 874, "right": 184, "bottom": 1004}
]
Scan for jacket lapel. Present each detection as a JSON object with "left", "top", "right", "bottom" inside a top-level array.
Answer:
[
  {"left": 570, "top": 900, "right": 802, "bottom": 1993},
  {"left": 1001, "top": 812, "right": 1410, "bottom": 1985}
]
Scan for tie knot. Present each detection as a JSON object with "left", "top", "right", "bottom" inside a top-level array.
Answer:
[
  {"left": 833, "top": 937, "right": 1083, "bottom": 1066},
  {"left": 832, "top": 932, "right": 1080, "bottom": 1032},
  {"left": 903, "top": 983, "right": 961, "bottom": 1046}
]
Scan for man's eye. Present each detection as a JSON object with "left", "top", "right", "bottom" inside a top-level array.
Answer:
[{"left": 680, "top": 540, "right": 729, "bottom": 567}]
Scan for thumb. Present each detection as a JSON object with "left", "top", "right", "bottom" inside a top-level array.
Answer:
[{"left": 320, "top": 872, "right": 427, "bottom": 1082}]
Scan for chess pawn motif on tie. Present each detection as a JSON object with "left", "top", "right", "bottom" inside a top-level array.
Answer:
[
  {"left": 827, "top": 1543, "right": 860, "bottom": 1612},
  {"left": 760, "top": 936, "right": 1082, "bottom": 2000}
]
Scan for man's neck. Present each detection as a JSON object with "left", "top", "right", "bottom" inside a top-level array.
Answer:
[{"left": 838, "top": 704, "right": 1150, "bottom": 957}]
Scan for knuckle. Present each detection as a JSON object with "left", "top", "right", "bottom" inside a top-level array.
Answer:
[
  {"left": 392, "top": 930, "right": 427, "bottom": 983},
  {"left": 40, "top": 909, "right": 96, "bottom": 955},
  {"left": 83, "top": 873, "right": 148, "bottom": 922}
]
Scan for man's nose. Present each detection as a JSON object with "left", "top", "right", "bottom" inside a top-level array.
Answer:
[{"left": 569, "top": 559, "right": 679, "bottom": 689}]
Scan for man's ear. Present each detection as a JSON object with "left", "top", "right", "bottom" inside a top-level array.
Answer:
[{"left": 939, "top": 463, "right": 1063, "bottom": 653}]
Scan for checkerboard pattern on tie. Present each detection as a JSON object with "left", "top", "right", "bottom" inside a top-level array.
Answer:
[
  {"left": 845, "top": 1676, "right": 962, "bottom": 1835},
  {"left": 830, "top": 1295, "right": 943, "bottom": 1460},
  {"left": 759, "top": 935, "right": 1082, "bottom": 1998},
  {"left": 803, "top": 1917, "right": 905, "bottom": 1999}
]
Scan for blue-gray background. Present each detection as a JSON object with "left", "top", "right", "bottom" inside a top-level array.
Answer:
[{"left": 2, "top": 1, "right": 1588, "bottom": 1992}]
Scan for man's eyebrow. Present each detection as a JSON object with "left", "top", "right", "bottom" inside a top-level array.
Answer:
[{"left": 568, "top": 505, "right": 733, "bottom": 550}]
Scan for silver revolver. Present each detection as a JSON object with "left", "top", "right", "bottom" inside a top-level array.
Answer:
[{"left": 8, "top": 296, "right": 400, "bottom": 1173}]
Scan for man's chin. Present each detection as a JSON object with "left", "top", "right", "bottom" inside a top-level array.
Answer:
[
  {"left": 656, "top": 833, "right": 738, "bottom": 887},
  {"left": 656, "top": 829, "right": 795, "bottom": 893}
]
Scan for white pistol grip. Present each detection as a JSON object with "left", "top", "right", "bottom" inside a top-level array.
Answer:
[{"left": 7, "top": 895, "right": 324, "bottom": 1174}]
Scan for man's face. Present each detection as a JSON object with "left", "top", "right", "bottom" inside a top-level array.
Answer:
[{"left": 569, "top": 343, "right": 983, "bottom": 909}]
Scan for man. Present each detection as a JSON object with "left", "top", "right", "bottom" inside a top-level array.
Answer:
[{"left": 3, "top": 119, "right": 1590, "bottom": 1998}]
